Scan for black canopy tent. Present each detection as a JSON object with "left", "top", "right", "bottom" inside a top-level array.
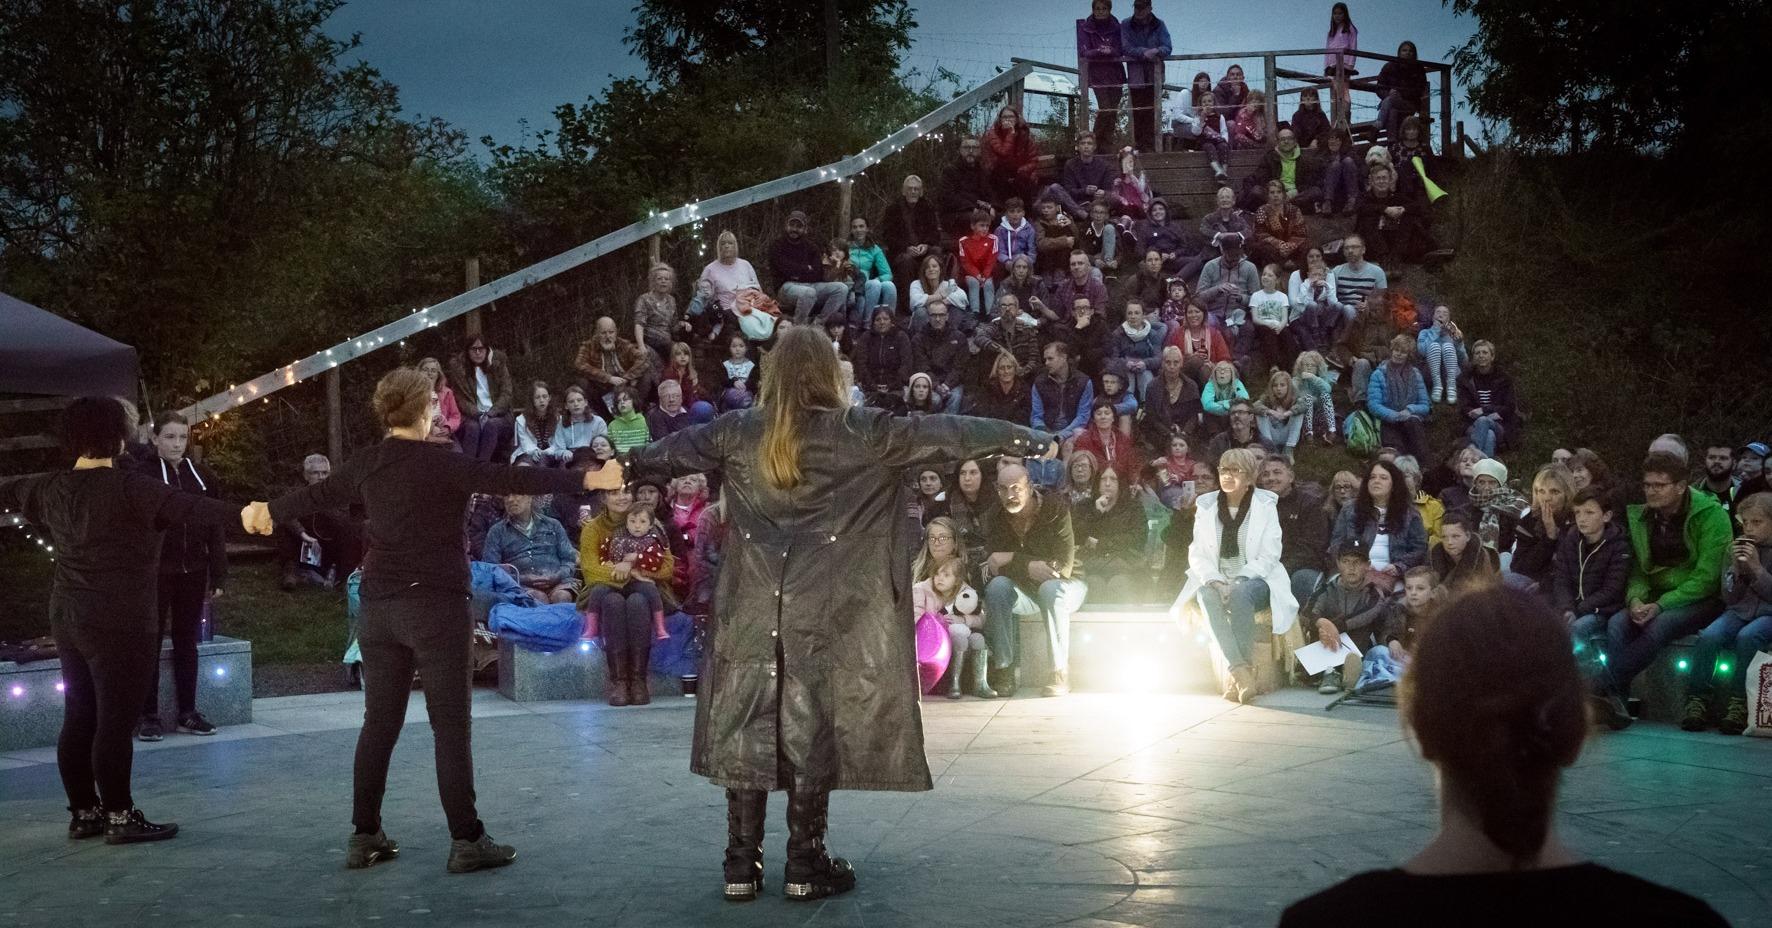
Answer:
[{"left": 0, "top": 292, "right": 138, "bottom": 399}]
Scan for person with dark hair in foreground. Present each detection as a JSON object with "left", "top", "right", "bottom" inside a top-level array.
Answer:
[
  {"left": 627, "top": 326, "right": 1053, "bottom": 903},
  {"left": 0, "top": 397, "right": 266, "bottom": 846},
  {"left": 1279, "top": 586, "right": 1729, "bottom": 927},
  {"left": 261, "top": 368, "right": 623, "bottom": 874}
]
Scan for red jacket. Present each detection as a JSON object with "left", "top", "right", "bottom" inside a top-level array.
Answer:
[
  {"left": 1074, "top": 426, "right": 1138, "bottom": 481},
  {"left": 957, "top": 232, "right": 999, "bottom": 281},
  {"left": 1165, "top": 324, "right": 1233, "bottom": 366}
]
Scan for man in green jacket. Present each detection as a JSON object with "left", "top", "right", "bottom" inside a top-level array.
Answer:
[{"left": 1593, "top": 451, "right": 1733, "bottom": 728}]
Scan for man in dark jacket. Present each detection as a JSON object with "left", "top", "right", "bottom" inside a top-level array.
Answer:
[
  {"left": 1261, "top": 455, "right": 1331, "bottom": 605},
  {"left": 853, "top": 307, "right": 913, "bottom": 401},
  {"left": 911, "top": 298, "right": 970, "bottom": 413},
  {"left": 1455, "top": 339, "right": 1520, "bottom": 455},
  {"left": 1038, "top": 134, "right": 1115, "bottom": 220},
  {"left": 968, "top": 293, "right": 1043, "bottom": 381},
  {"left": 982, "top": 462, "right": 1085, "bottom": 698},
  {"left": 276, "top": 453, "right": 363, "bottom": 592},
  {"left": 937, "top": 136, "right": 994, "bottom": 236},
  {"left": 880, "top": 176, "right": 945, "bottom": 306},
  {"left": 1031, "top": 341, "right": 1094, "bottom": 446},
  {"left": 1244, "top": 127, "right": 1327, "bottom": 210},
  {"left": 769, "top": 210, "right": 848, "bottom": 323}
]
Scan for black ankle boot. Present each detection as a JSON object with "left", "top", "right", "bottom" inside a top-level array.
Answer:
[
  {"left": 723, "top": 789, "right": 767, "bottom": 902},
  {"left": 783, "top": 788, "right": 855, "bottom": 901}
]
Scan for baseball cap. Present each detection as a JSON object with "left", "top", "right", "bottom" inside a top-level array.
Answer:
[{"left": 786, "top": 210, "right": 808, "bottom": 225}]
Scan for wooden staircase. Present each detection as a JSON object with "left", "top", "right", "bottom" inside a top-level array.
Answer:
[{"left": 1139, "top": 149, "right": 1263, "bottom": 216}]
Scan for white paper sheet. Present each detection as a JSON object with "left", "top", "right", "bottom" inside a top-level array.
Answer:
[{"left": 1294, "top": 634, "right": 1364, "bottom": 677}]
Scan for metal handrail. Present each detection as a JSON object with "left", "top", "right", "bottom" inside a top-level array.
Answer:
[{"left": 181, "top": 62, "right": 1040, "bottom": 423}]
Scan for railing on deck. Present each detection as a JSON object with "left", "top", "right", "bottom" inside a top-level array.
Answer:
[
  {"left": 1060, "top": 46, "right": 1455, "bottom": 155},
  {"left": 179, "top": 61, "right": 1043, "bottom": 429}
]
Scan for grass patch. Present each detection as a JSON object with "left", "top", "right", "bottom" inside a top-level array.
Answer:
[{"left": 0, "top": 547, "right": 348, "bottom": 668}]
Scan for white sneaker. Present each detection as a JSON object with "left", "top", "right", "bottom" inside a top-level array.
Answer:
[
  {"left": 1446, "top": 388, "right": 1457, "bottom": 405},
  {"left": 1430, "top": 385, "right": 1444, "bottom": 404}
]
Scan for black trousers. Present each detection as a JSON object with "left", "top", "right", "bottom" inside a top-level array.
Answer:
[
  {"left": 1381, "top": 418, "right": 1430, "bottom": 463},
  {"left": 145, "top": 570, "right": 206, "bottom": 718},
  {"left": 353, "top": 593, "right": 482, "bottom": 841},
  {"left": 598, "top": 589, "right": 657, "bottom": 666},
  {"left": 54, "top": 618, "right": 156, "bottom": 812}
]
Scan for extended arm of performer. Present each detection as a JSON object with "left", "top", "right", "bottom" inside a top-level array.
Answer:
[
  {"left": 864, "top": 408, "right": 1053, "bottom": 467},
  {"left": 264, "top": 449, "right": 622, "bottom": 527}
]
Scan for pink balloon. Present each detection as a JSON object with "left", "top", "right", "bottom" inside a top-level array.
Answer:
[{"left": 915, "top": 612, "right": 953, "bottom": 694}]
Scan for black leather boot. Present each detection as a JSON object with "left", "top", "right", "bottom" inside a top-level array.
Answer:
[
  {"left": 605, "top": 646, "right": 629, "bottom": 707},
  {"left": 723, "top": 789, "right": 767, "bottom": 902},
  {"left": 988, "top": 662, "right": 1020, "bottom": 698},
  {"left": 967, "top": 649, "right": 998, "bottom": 699},
  {"left": 783, "top": 788, "right": 855, "bottom": 901}
]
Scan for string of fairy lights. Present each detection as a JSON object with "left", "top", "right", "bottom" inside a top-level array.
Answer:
[{"left": 172, "top": 63, "right": 1033, "bottom": 430}]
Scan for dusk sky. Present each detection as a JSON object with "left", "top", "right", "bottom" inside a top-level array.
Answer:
[{"left": 327, "top": 0, "right": 1480, "bottom": 149}]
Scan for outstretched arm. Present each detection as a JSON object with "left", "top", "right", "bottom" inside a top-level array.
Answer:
[{"left": 865, "top": 409, "right": 1052, "bottom": 470}]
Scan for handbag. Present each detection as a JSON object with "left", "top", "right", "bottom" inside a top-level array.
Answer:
[
  {"left": 1745, "top": 651, "right": 1772, "bottom": 738},
  {"left": 734, "top": 288, "right": 780, "bottom": 341}
]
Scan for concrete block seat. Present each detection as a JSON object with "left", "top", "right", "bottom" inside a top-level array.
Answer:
[
  {"left": 1632, "top": 634, "right": 1703, "bottom": 724},
  {"left": 1012, "top": 603, "right": 1220, "bottom": 694},
  {"left": 496, "top": 638, "right": 684, "bottom": 703},
  {"left": 1, "top": 635, "right": 253, "bottom": 752}
]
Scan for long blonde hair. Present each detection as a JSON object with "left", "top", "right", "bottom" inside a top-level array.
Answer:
[
  {"left": 759, "top": 326, "right": 847, "bottom": 489},
  {"left": 914, "top": 516, "right": 963, "bottom": 582}
]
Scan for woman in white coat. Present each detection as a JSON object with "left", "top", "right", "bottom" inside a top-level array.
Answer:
[{"left": 1170, "top": 447, "right": 1299, "bottom": 703}]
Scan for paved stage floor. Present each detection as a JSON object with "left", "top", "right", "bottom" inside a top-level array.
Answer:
[{"left": 3, "top": 688, "right": 1769, "bottom": 927}]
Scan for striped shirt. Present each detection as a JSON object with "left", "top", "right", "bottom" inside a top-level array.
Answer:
[{"left": 1332, "top": 261, "right": 1388, "bottom": 307}]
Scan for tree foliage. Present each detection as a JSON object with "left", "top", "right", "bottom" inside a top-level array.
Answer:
[
  {"left": 0, "top": 0, "right": 491, "bottom": 404},
  {"left": 1445, "top": 0, "right": 1770, "bottom": 154},
  {"left": 625, "top": 0, "right": 915, "bottom": 87},
  {"left": 485, "top": 0, "right": 938, "bottom": 259}
]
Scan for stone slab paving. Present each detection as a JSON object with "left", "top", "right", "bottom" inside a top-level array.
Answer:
[{"left": 2, "top": 689, "right": 1769, "bottom": 927}]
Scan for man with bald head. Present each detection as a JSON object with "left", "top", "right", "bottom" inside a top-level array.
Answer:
[
  {"left": 980, "top": 460, "right": 1086, "bottom": 698},
  {"left": 574, "top": 316, "right": 654, "bottom": 417}
]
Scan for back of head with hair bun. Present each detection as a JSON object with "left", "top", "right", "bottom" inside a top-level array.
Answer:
[
  {"left": 374, "top": 368, "right": 434, "bottom": 432},
  {"left": 1401, "top": 585, "right": 1588, "bottom": 867}
]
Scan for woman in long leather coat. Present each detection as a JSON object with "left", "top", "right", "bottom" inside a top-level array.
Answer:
[{"left": 631, "top": 326, "right": 1052, "bottom": 902}]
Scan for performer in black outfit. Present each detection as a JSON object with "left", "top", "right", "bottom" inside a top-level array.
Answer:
[
  {"left": 631, "top": 327, "right": 1054, "bottom": 902},
  {"left": 137, "top": 411, "right": 227, "bottom": 740},
  {"left": 0, "top": 397, "right": 262, "bottom": 845},
  {"left": 259, "top": 368, "right": 623, "bottom": 874}
]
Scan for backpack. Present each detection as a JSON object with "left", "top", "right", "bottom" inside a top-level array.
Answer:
[{"left": 1343, "top": 409, "right": 1379, "bottom": 456}]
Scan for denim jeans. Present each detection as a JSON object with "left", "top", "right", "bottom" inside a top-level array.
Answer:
[
  {"left": 847, "top": 279, "right": 893, "bottom": 325},
  {"left": 1687, "top": 610, "right": 1772, "bottom": 700},
  {"left": 779, "top": 281, "right": 849, "bottom": 325},
  {"left": 965, "top": 276, "right": 996, "bottom": 318},
  {"left": 1196, "top": 577, "right": 1270, "bottom": 669},
  {"left": 1468, "top": 416, "right": 1503, "bottom": 456},
  {"left": 982, "top": 574, "right": 1088, "bottom": 673},
  {"left": 940, "top": 386, "right": 964, "bottom": 414},
  {"left": 1601, "top": 599, "right": 1720, "bottom": 696},
  {"left": 1320, "top": 155, "right": 1361, "bottom": 213},
  {"left": 1257, "top": 412, "right": 1304, "bottom": 453},
  {"left": 1290, "top": 569, "right": 1324, "bottom": 611}
]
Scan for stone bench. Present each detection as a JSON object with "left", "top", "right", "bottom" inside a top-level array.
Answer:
[
  {"left": 1, "top": 635, "right": 254, "bottom": 752},
  {"left": 1631, "top": 635, "right": 1699, "bottom": 724},
  {"left": 495, "top": 638, "right": 685, "bottom": 702},
  {"left": 1011, "top": 605, "right": 1219, "bottom": 693}
]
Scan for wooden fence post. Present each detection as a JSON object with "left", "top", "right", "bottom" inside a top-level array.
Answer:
[
  {"left": 1076, "top": 44, "right": 1091, "bottom": 137},
  {"left": 647, "top": 234, "right": 661, "bottom": 266},
  {"left": 325, "top": 366, "right": 343, "bottom": 466},
  {"left": 463, "top": 257, "right": 482, "bottom": 338},
  {"left": 1439, "top": 68, "right": 1453, "bottom": 155},
  {"left": 837, "top": 177, "right": 854, "bottom": 233},
  {"left": 1262, "top": 54, "right": 1279, "bottom": 142}
]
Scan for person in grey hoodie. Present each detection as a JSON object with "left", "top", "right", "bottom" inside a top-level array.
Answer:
[{"left": 1681, "top": 491, "right": 1772, "bottom": 734}]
